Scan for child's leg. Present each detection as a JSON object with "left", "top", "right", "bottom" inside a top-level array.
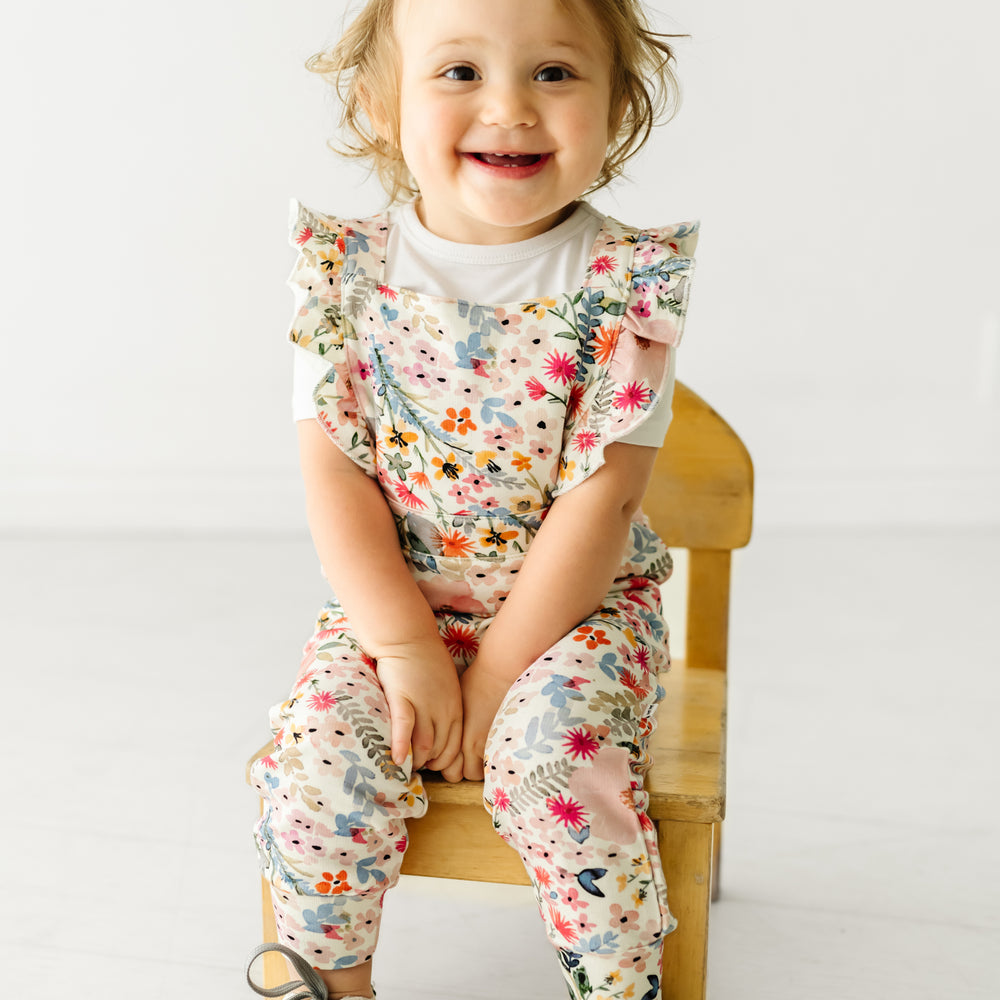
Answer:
[
  {"left": 483, "top": 583, "right": 674, "bottom": 1000},
  {"left": 248, "top": 604, "right": 428, "bottom": 989}
]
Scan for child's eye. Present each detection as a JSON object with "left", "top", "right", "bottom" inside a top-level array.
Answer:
[
  {"left": 535, "top": 66, "right": 572, "bottom": 83},
  {"left": 443, "top": 65, "right": 479, "bottom": 82}
]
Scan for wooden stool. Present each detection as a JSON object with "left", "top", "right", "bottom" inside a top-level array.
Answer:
[{"left": 247, "top": 382, "right": 753, "bottom": 999}]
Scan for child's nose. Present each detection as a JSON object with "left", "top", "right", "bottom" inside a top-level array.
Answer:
[{"left": 478, "top": 81, "right": 537, "bottom": 129}]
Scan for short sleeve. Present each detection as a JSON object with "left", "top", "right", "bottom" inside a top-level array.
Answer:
[
  {"left": 555, "top": 221, "right": 698, "bottom": 493},
  {"left": 286, "top": 200, "right": 377, "bottom": 474}
]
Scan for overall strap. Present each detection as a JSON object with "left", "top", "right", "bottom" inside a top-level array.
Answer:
[{"left": 580, "top": 216, "right": 642, "bottom": 301}]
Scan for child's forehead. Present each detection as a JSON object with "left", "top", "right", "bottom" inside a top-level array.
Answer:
[{"left": 394, "top": 0, "right": 605, "bottom": 50}]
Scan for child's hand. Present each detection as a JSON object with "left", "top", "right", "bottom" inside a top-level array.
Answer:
[
  {"left": 439, "top": 661, "right": 513, "bottom": 782},
  {"left": 375, "top": 639, "right": 463, "bottom": 772}
]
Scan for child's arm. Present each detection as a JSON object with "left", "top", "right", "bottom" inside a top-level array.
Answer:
[
  {"left": 298, "top": 419, "right": 464, "bottom": 771},
  {"left": 440, "top": 441, "right": 659, "bottom": 782}
]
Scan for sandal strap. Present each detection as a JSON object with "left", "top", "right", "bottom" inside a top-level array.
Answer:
[{"left": 246, "top": 942, "right": 329, "bottom": 999}]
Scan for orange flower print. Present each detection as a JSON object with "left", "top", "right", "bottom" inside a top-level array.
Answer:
[
  {"left": 315, "top": 870, "right": 352, "bottom": 895},
  {"left": 593, "top": 324, "right": 620, "bottom": 365},
  {"left": 436, "top": 528, "right": 475, "bottom": 558},
  {"left": 511, "top": 451, "right": 532, "bottom": 471},
  {"left": 574, "top": 625, "right": 612, "bottom": 649},
  {"left": 441, "top": 407, "right": 477, "bottom": 436},
  {"left": 410, "top": 471, "right": 431, "bottom": 490}
]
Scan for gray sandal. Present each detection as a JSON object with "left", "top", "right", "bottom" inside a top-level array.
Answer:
[{"left": 245, "top": 942, "right": 329, "bottom": 1000}]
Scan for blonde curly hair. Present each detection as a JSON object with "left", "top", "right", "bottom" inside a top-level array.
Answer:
[{"left": 306, "top": 0, "right": 685, "bottom": 204}]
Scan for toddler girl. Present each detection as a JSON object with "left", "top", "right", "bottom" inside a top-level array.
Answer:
[{"left": 247, "top": 1, "right": 697, "bottom": 998}]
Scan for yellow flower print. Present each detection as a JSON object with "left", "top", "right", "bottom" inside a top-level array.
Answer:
[
  {"left": 431, "top": 453, "right": 464, "bottom": 480},
  {"left": 384, "top": 424, "right": 418, "bottom": 452},
  {"left": 623, "top": 986, "right": 635, "bottom": 999},
  {"left": 558, "top": 459, "right": 577, "bottom": 482},
  {"left": 479, "top": 526, "right": 520, "bottom": 551},
  {"left": 522, "top": 297, "right": 556, "bottom": 319},
  {"left": 509, "top": 494, "right": 537, "bottom": 515},
  {"left": 631, "top": 855, "right": 652, "bottom": 876},
  {"left": 475, "top": 449, "right": 499, "bottom": 468},
  {"left": 617, "top": 873, "right": 629, "bottom": 892}
]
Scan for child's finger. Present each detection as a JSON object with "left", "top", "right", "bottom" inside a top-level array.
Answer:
[
  {"left": 410, "top": 716, "right": 436, "bottom": 770},
  {"left": 440, "top": 751, "right": 464, "bottom": 783},
  {"left": 384, "top": 692, "right": 415, "bottom": 767}
]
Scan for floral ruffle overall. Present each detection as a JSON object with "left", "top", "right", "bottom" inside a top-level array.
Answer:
[{"left": 250, "top": 202, "right": 698, "bottom": 1000}]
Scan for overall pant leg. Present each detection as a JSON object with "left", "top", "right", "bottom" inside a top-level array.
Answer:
[
  {"left": 249, "top": 604, "right": 428, "bottom": 970},
  {"left": 483, "top": 580, "right": 675, "bottom": 1000}
]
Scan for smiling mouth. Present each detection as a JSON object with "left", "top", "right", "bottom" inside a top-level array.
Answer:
[{"left": 472, "top": 152, "right": 546, "bottom": 167}]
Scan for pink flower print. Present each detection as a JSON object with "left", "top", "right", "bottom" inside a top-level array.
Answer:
[
  {"left": 567, "top": 382, "right": 585, "bottom": 419},
  {"left": 500, "top": 347, "right": 532, "bottom": 374},
  {"left": 609, "top": 903, "right": 641, "bottom": 932},
  {"left": 352, "top": 360, "right": 371, "bottom": 382},
  {"left": 377, "top": 284, "right": 398, "bottom": 300},
  {"left": 395, "top": 836, "right": 408, "bottom": 853},
  {"left": 295, "top": 225, "right": 313, "bottom": 246},
  {"left": 307, "top": 691, "right": 337, "bottom": 712},
  {"left": 613, "top": 381, "right": 652, "bottom": 412},
  {"left": 543, "top": 350, "right": 577, "bottom": 385},
  {"left": 546, "top": 793, "right": 588, "bottom": 830},
  {"left": 631, "top": 298, "right": 651, "bottom": 318},
  {"left": 492, "top": 788, "right": 511, "bottom": 812},
  {"left": 448, "top": 480, "right": 475, "bottom": 506},
  {"left": 563, "top": 726, "right": 601, "bottom": 761},
  {"left": 391, "top": 478, "right": 427, "bottom": 509},
  {"left": 559, "top": 887, "right": 587, "bottom": 913},
  {"left": 401, "top": 360, "right": 433, "bottom": 388},
  {"left": 533, "top": 865, "right": 551, "bottom": 887},
  {"left": 547, "top": 906, "right": 579, "bottom": 944},
  {"left": 462, "top": 470, "right": 488, "bottom": 494},
  {"left": 589, "top": 253, "right": 617, "bottom": 275},
  {"left": 633, "top": 643, "right": 651, "bottom": 674},
  {"left": 572, "top": 430, "right": 598, "bottom": 453},
  {"left": 528, "top": 439, "right": 553, "bottom": 461},
  {"left": 525, "top": 376, "right": 547, "bottom": 401},
  {"left": 260, "top": 755, "right": 277, "bottom": 770}
]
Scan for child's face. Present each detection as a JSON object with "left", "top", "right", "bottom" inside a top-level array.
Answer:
[{"left": 392, "top": 0, "right": 613, "bottom": 245}]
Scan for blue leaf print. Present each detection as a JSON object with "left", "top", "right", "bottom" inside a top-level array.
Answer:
[
  {"left": 332, "top": 811, "right": 368, "bottom": 837},
  {"left": 480, "top": 397, "right": 518, "bottom": 427},
  {"left": 380, "top": 302, "right": 399, "bottom": 323},
  {"left": 302, "top": 904, "right": 347, "bottom": 934},
  {"left": 355, "top": 856, "right": 387, "bottom": 885}
]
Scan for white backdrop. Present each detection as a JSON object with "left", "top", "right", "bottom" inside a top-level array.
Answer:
[{"left": 3, "top": 0, "right": 998, "bottom": 532}]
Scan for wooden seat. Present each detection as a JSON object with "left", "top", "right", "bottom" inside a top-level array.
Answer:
[{"left": 248, "top": 381, "right": 753, "bottom": 999}]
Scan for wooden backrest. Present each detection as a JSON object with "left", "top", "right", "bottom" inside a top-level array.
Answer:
[{"left": 641, "top": 382, "right": 754, "bottom": 672}]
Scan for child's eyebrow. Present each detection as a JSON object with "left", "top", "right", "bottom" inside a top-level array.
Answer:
[{"left": 429, "top": 37, "right": 584, "bottom": 55}]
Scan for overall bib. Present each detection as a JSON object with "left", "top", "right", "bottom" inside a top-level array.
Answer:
[{"left": 250, "top": 202, "right": 697, "bottom": 1000}]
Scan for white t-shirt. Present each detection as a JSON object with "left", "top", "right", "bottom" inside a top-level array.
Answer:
[{"left": 292, "top": 201, "right": 676, "bottom": 448}]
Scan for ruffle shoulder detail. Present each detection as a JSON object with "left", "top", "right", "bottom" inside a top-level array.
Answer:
[
  {"left": 554, "top": 219, "right": 698, "bottom": 495},
  {"left": 285, "top": 200, "right": 388, "bottom": 476}
]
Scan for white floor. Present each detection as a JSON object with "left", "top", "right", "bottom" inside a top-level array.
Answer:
[{"left": 2, "top": 528, "right": 998, "bottom": 999}]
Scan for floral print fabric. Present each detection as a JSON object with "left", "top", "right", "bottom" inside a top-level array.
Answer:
[{"left": 251, "top": 202, "right": 697, "bottom": 1000}]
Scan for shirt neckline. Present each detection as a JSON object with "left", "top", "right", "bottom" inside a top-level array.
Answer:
[{"left": 391, "top": 200, "right": 606, "bottom": 269}]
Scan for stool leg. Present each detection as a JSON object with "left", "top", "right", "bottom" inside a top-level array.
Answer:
[
  {"left": 658, "top": 820, "right": 713, "bottom": 1000},
  {"left": 259, "top": 879, "right": 293, "bottom": 988},
  {"left": 711, "top": 821, "right": 722, "bottom": 902}
]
